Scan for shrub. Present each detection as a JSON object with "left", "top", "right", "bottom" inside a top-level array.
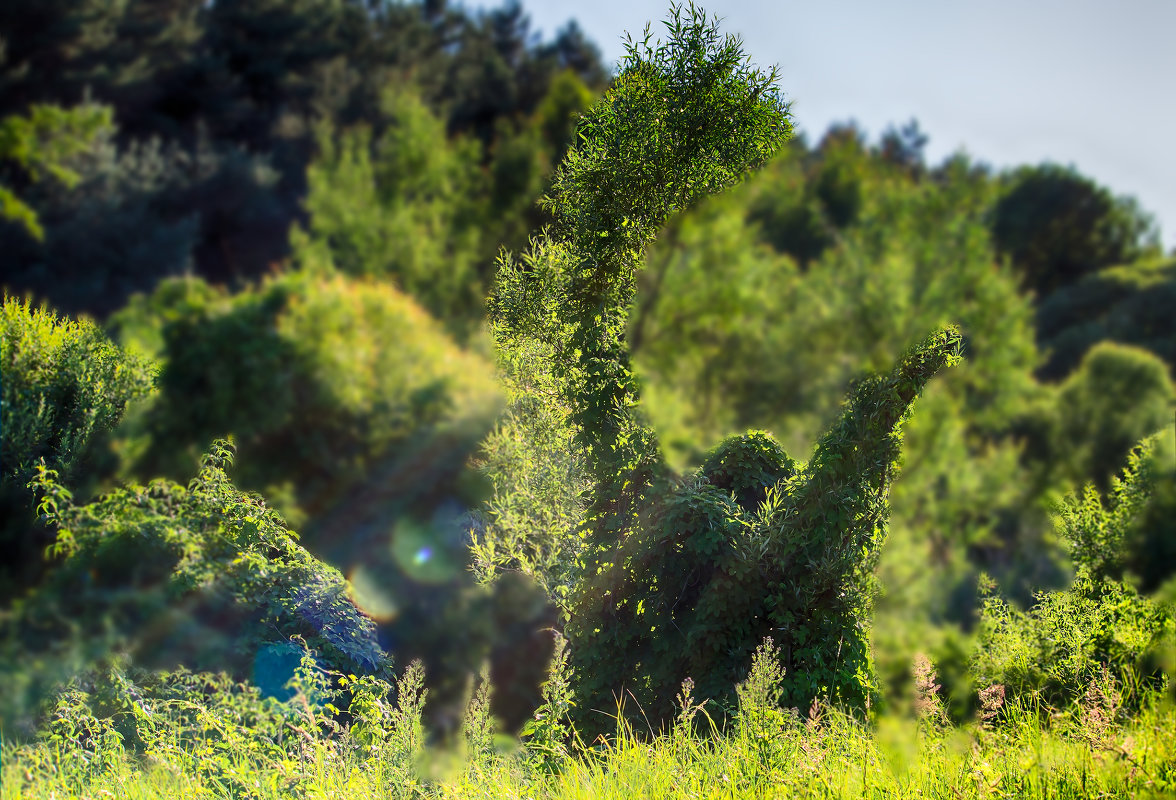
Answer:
[
  {"left": 0, "top": 296, "right": 155, "bottom": 600},
  {"left": 0, "top": 441, "right": 388, "bottom": 736},
  {"left": 490, "top": 5, "right": 960, "bottom": 731},
  {"left": 1035, "top": 258, "right": 1176, "bottom": 380},
  {"left": 973, "top": 433, "right": 1175, "bottom": 710},
  {"left": 1050, "top": 342, "right": 1174, "bottom": 491}
]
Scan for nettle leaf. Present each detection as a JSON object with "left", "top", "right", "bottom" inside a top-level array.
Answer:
[{"left": 18, "top": 440, "right": 390, "bottom": 700}]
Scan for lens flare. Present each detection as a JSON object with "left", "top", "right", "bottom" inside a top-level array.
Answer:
[
  {"left": 390, "top": 518, "right": 459, "bottom": 584},
  {"left": 348, "top": 565, "right": 399, "bottom": 622}
]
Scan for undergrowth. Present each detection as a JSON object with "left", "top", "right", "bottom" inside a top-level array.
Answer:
[{"left": 4, "top": 644, "right": 1174, "bottom": 799}]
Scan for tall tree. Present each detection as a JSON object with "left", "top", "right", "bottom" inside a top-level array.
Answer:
[
  {"left": 491, "top": 5, "right": 960, "bottom": 728},
  {"left": 991, "top": 163, "right": 1159, "bottom": 297}
]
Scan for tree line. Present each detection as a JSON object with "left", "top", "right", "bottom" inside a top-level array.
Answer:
[{"left": 1, "top": 0, "right": 1173, "bottom": 747}]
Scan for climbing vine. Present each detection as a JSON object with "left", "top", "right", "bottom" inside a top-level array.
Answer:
[{"left": 491, "top": 3, "right": 961, "bottom": 730}]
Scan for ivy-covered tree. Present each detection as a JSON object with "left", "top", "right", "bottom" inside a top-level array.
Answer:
[
  {"left": 624, "top": 121, "right": 1061, "bottom": 715},
  {"left": 491, "top": 5, "right": 960, "bottom": 729}
]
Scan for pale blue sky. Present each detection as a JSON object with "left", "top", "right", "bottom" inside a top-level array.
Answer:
[{"left": 478, "top": 0, "right": 1176, "bottom": 248}]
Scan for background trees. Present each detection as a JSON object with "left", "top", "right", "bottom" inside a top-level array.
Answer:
[
  {"left": 991, "top": 164, "right": 1160, "bottom": 297},
  {"left": 0, "top": 0, "right": 609, "bottom": 317},
  {"left": 1, "top": 0, "right": 1173, "bottom": 746}
]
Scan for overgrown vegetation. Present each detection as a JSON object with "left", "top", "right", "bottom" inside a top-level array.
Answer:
[
  {"left": 1, "top": 1, "right": 1173, "bottom": 797},
  {"left": 0, "top": 298, "right": 155, "bottom": 598},
  {"left": 4, "top": 640, "right": 1175, "bottom": 799}
]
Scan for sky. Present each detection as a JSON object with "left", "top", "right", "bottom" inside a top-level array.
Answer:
[{"left": 474, "top": 0, "right": 1176, "bottom": 249}]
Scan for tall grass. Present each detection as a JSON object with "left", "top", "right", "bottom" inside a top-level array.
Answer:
[{"left": 5, "top": 684, "right": 1174, "bottom": 799}]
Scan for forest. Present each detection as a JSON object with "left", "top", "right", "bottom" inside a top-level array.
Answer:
[{"left": 1, "top": 2, "right": 1174, "bottom": 798}]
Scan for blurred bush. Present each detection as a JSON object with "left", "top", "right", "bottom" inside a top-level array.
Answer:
[
  {"left": 0, "top": 103, "right": 113, "bottom": 240},
  {"left": 299, "top": 89, "right": 490, "bottom": 332},
  {"left": 109, "top": 262, "right": 549, "bottom": 722},
  {"left": 1036, "top": 258, "right": 1176, "bottom": 380},
  {"left": 1, "top": 130, "right": 288, "bottom": 317},
  {"left": 991, "top": 163, "right": 1160, "bottom": 297},
  {"left": 114, "top": 263, "right": 501, "bottom": 545},
  {"left": 1048, "top": 342, "right": 1174, "bottom": 491}
]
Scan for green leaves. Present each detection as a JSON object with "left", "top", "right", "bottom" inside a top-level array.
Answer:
[
  {"left": 3, "top": 439, "right": 391, "bottom": 731},
  {"left": 545, "top": 3, "right": 790, "bottom": 270},
  {"left": 2, "top": 297, "right": 155, "bottom": 486},
  {"left": 489, "top": 4, "right": 959, "bottom": 734},
  {"left": 521, "top": 632, "right": 576, "bottom": 773},
  {"left": 973, "top": 429, "right": 1175, "bottom": 710},
  {"left": 1, "top": 296, "right": 156, "bottom": 599},
  {"left": 0, "top": 103, "right": 113, "bottom": 240}
]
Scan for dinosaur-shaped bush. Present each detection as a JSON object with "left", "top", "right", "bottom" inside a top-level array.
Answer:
[{"left": 491, "top": 4, "right": 961, "bottom": 729}]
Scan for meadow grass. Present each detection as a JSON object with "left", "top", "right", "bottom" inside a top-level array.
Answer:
[{"left": 5, "top": 692, "right": 1174, "bottom": 799}]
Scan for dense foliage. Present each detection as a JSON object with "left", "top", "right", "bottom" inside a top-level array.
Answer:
[
  {"left": 1, "top": 440, "right": 388, "bottom": 737},
  {"left": 0, "top": 0, "right": 608, "bottom": 316},
  {"left": 0, "top": 103, "right": 112, "bottom": 239},
  {"left": 490, "top": 7, "right": 967, "bottom": 728},
  {"left": 974, "top": 432, "right": 1175, "bottom": 708},
  {"left": 0, "top": 298, "right": 155, "bottom": 599},
  {"left": 1036, "top": 256, "right": 1176, "bottom": 379},
  {"left": 1, "top": 2, "right": 1173, "bottom": 796},
  {"left": 114, "top": 267, "right": 500, "bottom": 552},
  {"left": 991, "top": 163, "right": 1160, "bottom": 296}
]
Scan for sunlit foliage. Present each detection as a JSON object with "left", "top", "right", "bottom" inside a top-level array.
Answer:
[{"left": 0, "top": 297, "right": 154, "bottom": 599}]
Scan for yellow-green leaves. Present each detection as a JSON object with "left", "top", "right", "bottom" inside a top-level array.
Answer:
[{"left": 0, "top": 104, "right": 112, "bottom": 240}]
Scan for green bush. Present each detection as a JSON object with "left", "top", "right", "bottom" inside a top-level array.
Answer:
[
  {"left": 973, "top": 434, "right": 1175, "bottom": 710},
  {"left": 116, "top": 266, "right": 501, "bottom": 558},
  {"left": 747, "top": 127, "right": 867, "bottom": 267},
  {"left": 0, "top": 103, "right": 112, "bottom": 240},
  {"left": 299, "top": 89, "right": 489, "bottom": 332},
  {"left": 0, "top": 296, "right": 155, "bottom": 600},
  {"left": 1, "top": 440, "right": 388, "bottom": 736},
  {"left": 5, "top": 654, "right": 436, "bottom": 798},
  {"left": 990, "top": 163, "right": 1159, "bottom": 296},
  {"left": 1050, "top": 342, "right": 1174, "bottom": 491},
  {"left": 630, "top": 121, "right": 1054, "bottom": 639},
  {"left": 1035, "top": 257, "right": 1176, "bottom": 380}
]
